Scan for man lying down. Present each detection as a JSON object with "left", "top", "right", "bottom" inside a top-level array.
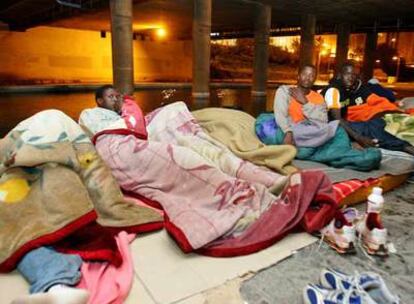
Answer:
[{"left": 79, "top": 85, "right": 337, "bottom": 255}]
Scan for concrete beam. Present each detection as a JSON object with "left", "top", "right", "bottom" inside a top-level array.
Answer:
[
  {"left": 192, "top": 0, "right": 212, "bottom": 109},
  {"left": 299, "top": 14, "right": 316, "bottom": 67},
  {"left": 109, "top": 0, "right": 134, "bottom": 95},
  {"left": 251, "top": 4, "right": 271, "bottom": 117},
  {"left": 362, "top": 31, "right": 378, "bottom": 82},
  {"left": 335, "top": 23, "right": 351, "bottom": 73}
]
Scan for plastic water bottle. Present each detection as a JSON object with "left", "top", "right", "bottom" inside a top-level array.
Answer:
[{"left": 367, "top": 187, "right": 384, "bottom": 213}]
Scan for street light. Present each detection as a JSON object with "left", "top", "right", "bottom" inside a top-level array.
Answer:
[{"left": 155, "top": 28, "right": 167, "bottom": 39}]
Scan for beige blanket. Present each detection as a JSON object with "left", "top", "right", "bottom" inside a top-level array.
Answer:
[
  {"left": 192, "top": 108, "right": 297, "bottom": 174},
  {"left": 0, "top": 125, "right": 162, "bottom": 272}
]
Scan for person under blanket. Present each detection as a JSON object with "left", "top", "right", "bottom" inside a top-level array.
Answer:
[
  {"left": 4, "top": 110, "right": 95, "bottom": 304},
  {"left": 80, "top": 85, "right": 288, "bottom": 190},
  {"left": 4, "top": 108, "right": 160, "bottom": 304},
  {"left": 322, "top": 62, "right": 414, "bottom": 155},
  {"left": 79, "top": 85, "right": 283, "bottom": 221},
  {"left": 256, "top": 64, "right": 381, "bottom": 171},
  {"left": 79, "top": 85, "right": 336, "bottom": 255}
]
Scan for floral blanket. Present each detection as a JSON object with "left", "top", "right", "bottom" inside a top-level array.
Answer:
[{"left": 84, "top": 102, "right": 338, "bottom": 257}]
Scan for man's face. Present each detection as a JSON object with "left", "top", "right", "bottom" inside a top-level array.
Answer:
[
  {"left": 297, "top": 66, "right": 316, "bottom": 89},
  {"left": 97, "top": 88, "right": 122, "bottom": 113},
  {"left": 341, "top": 66, "right": 357, "bottom": 89}
]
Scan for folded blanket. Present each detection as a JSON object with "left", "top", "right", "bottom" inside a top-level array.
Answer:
[
  {"left": 192, "top": 108, "right": 297, "bottom": 175},
  {"left": 384, "top": 113, "right": 414, "bottom": 146},
  {"left": 0, "top": 110, "right": 163, "bottom": 272}
]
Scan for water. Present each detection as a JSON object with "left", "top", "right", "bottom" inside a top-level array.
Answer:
[
  {"left": 3, "top": 86, "right": 411, "bottom": 137},
  {"left": 0, "top": 88, "right": 276, "bottom": 137}
]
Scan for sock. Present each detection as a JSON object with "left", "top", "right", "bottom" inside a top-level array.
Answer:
[{"left": 11, "top": 285, "right": 89, "bottom": 304}]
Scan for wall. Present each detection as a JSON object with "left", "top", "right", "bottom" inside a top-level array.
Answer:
[{"left": 0, "top": 26, "right": 192, "bottom": 84}]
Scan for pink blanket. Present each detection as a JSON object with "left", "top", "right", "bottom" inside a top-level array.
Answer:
[
  {"left": 96, "top": 133, "right": 336, "bottom": 256},
  {"left": 81, "top": 99, "right": 336, "bottom": 256},
  {"left": 77, "top": 232, "right": 134, "bottom": 304}
]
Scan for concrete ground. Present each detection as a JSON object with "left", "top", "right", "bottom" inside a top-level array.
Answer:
[{"left": 240, "top": 181, "right": 414, "bottom": 304}]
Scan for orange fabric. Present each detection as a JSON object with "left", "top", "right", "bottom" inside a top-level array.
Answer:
[
  {"left": 288, "top": 90, "right": 325, "bottom": 123},
  {"left": 406, "top": 109, "right": 414, "bottom": 115},
  {"left": 347, "top": 93, "right": 401, "bottom": 122}
]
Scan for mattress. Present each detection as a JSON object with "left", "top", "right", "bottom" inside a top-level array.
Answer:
[{"left": 334, "top": 174, "right": 409, "bottom": 207}]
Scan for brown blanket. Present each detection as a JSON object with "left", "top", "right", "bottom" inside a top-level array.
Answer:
[{"left": 0, "top": 130, "right": 162, "bottom": 272}]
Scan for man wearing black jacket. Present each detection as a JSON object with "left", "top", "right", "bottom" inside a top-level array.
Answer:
[{"left": 322, "top": 62, "right": 414, "bottom": 155}]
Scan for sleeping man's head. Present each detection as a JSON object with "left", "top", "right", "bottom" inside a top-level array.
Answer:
[{"left": 95, "top": 85, "right": 122, "bottom": 114}]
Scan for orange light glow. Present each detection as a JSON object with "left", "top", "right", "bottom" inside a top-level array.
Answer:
[
  {"left": 392, "top": 56, "right": 398, "bottom": 61},
  {"left": 133, "top": 23, "right": 164, "bottom": 31},
  {"left": 156, "top": 28, "right": 167, "bottom": 39}
]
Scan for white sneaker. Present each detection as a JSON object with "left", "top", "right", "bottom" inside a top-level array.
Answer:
[
  {"left": 320, "top": 211, "right": 356, "bottom": 254},
  {"left": 320, "top": 268, "right": 400, "bottom": 304},
  {"left": 356, "top": 213, "right": 388, "bottom": 256}
]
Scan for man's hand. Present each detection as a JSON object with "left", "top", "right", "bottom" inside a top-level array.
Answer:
[
  {"left": 283, "top": 131, "right": 295, "bottom": 146},
  {"left": 356, "top": 135, "right": 379, "bottom": 148},
  {"left": 289, "top": 87, "right": 308, "bottom": 105}
]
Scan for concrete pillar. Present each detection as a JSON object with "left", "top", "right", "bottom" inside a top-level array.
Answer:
[
  {"left": 299, "top": 14, "right": 316, "bottom": 67},
  {"left": 362, "top": 31, "right": 378, "bottom": 81},
  {"left": 109, "top": 0, "right": 134, "bottom": 95},
  {"left": 251, "top": 4, "right": 271, "bottom": 117},
  {"left": 335, "top": 23, "right": 351, "bottom": 73},
  {"left": 192, "top": 0, "right": 212, "bottom": 109}
]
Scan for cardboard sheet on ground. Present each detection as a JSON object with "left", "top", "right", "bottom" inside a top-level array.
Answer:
[
  {"left": 130, "top": 230, "right": 316, "bottom": 304},
  {"left": 0, "top": 231, "right": 316, "bottom": 304}
]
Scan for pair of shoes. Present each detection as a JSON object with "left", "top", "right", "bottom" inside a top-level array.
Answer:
[
  {"left": 303, "top": 283, "right": 376, "bottom": 304},
  {"left": 320, "top": 188, "right": 388, "bottom": 256},
  {"left": 303, "top": 268, "right": 400, "bottom": 304}
]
